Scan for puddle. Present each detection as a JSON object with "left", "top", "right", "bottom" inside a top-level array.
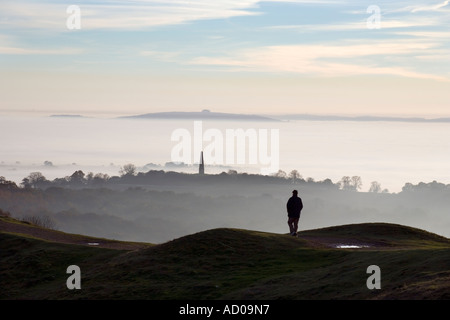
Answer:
[
  {"left": 334, "top": 244, "right": 370, "bottom": 249},
  {"left": 87, "top": 242, "right": 100, "bottom": 246}
]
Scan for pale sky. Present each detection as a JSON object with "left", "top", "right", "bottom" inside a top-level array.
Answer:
[{"left": 1, "top": 0, "right": 450, "bottom": 117}]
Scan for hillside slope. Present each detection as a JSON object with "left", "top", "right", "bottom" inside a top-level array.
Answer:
[
  {"left": 1, "top": 217, "right": 449, "bottom": 300},
  {"left": 0, "top": 216, "right": 151, "bottom": 250}
]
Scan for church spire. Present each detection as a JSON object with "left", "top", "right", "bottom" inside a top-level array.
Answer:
[{"left": 199, "top": 151, "right": 205, "bottom": 175}]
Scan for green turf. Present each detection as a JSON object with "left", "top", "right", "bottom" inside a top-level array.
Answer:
[{"left": 1, "top": 221, "right": 449, "bottom": 299}]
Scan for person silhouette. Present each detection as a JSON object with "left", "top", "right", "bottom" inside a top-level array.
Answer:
[{"left": 286, "top": 190, "right": 303, "bottom": 236}]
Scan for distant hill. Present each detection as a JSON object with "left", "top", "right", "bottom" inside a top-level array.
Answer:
[
  {"left": 50, "top": 112, "right": 450, "bottom": 123},
  {"left": 118, "top": 110, "right": 280, "bottom": 122},
  {"left": 50, "top": 114, "right": 87, "bottom": 118},
  {"left": 274, "top": 114, "right": 450, "bottom": 123},
  {"left": 1, "top": 215, "right": 449, "bottom": 300}
]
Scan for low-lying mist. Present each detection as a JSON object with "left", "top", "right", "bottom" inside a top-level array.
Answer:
[{"left": 1, "top": 171, "right": 449, "bottom": 243}]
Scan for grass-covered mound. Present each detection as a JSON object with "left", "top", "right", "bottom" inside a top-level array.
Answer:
[{"left": 1, "top": 216, "right": 449, "bottom": 300}]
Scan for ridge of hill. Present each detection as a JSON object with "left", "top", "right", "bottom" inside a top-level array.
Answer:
[
  {"left": 1, "top": 216, "right": 449, "bottom": 300},
  {"left": 118, "top": 110, "right": 279, "bottom": 122}
]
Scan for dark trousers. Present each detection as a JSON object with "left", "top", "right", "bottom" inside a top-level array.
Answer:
[{"left": 288, "top": 217, "right": 299, "bottom": 235}]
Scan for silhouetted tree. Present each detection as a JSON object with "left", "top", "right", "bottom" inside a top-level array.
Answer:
[
  {"left": 351, "top": 176, "right": 362, "bottom": 191},
  {"left": 289, "top": 170, "right": 302, "bottom": 184},
  {"left": 22, "top": 172, "right": 49, "bottom": 189},
  {"left": 92, "top": 173, "right": 110, "bottom": 185},
  {"left": 119, "top": 164, "right": 137, "bottom": 176},
  {"left": 273, "top": 170, "right": 287, "bottom": 179},
  {"left": 320, "top": 178, "right": 333, "bottom": 186},
  {"left": 401, "top": 180, "right": 450, "bottom": 193},
  {"left": 338, "top": 176, "right": 362, "bottom": 191},
  {"left": 369, "top": 181, "right": 381, "bottom": 193},
  {"left": 70, "top": 170, "right": 86, "bottom": 185},
  {"left": 339, "top": 176, "right": 352, "bottom": 190},
  {"left": 402, "top": 183, "right": 414, "bottom": 192},
  {"left": 0, "top": 176, "right": 18, "bottom": 190},
  {"left": 86, "top": 172, "right": 94, "bottom": 182}
]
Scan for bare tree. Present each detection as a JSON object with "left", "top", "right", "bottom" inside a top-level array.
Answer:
[
  {"left": 351, "top": 176, "right": 363, "bottom": 191},
  {"left": 338, "top": 176, "right": 362, "bottom": 191},
  {"left": 289, "top": 170, "right": 302, "bottom": 184},
  {"left": 119, "top": 164, "right": 137, "bottom": 176},
  {"left": 273, "top": 170, "right": 287, "bottom": 179},
  {"left": 339, "top": 176, "right": 352, "bottom": 190},
  {"left": 369, "top": 181, "right": 382, "bottom": 193}
]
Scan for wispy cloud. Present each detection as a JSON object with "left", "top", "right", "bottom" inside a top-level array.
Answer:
[
  {"left": 261, "top": 0, "right": 343, "bottom": 3},
  {"left": 0, "top": 46, "right": 83, "bottom": 55},
  {"left": 0, "top": 34, "right": 82, "bottom": 55},
  {"left": 411, "top": 0, "right": 449, "bottom": 13},
  {"left": 190, "top": 41, "right": 448, "bottom": 81},
  {"left": 0, "top": 1, "right": 262, "bottom": 31},
  {"left": 0, "top": 0, "right": 347, "bottom": 31},
  {"left": 1, "top": 0, "right": 448, "bottom": 80},
  {"left": 395, "top": 31, "right": 450, "bottom": 39},
  {"left": 2, "top": 1, "right": 448, "bottom": 32},
  {"left": 266, "top": 17, "right": 437, "bottom": 32}
]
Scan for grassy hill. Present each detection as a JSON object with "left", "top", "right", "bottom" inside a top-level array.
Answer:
[{"left": 1, "top": 215, "right": 449, "bottom": 300}]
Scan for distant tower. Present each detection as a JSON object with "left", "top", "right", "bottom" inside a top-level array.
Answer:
[{"left": 199, "top": 151, "right": 205, "bottom": 175}]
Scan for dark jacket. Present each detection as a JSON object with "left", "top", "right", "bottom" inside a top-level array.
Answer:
[{"left": 287, "top": 195, "right": 303, "bottom": 218}]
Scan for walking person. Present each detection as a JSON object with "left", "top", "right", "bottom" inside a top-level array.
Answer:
[{"left": 286, "top": 190, "right": 303, "bottom": 236}]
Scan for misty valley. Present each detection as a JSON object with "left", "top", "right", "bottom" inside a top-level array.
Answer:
[{"left": 1, "top": 170, "right": 449, "bottom": 243}]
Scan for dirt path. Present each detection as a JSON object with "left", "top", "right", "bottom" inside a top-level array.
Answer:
[{"left": 0, "top": 217, "right": 150, "bottom": 251}]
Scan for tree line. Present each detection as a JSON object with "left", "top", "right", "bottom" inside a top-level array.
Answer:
[
  {"left": 1, "top": 167, "right": 377, "bottom": 192},
  {"left": 2, "top": 165, "right": 448, "bottom": 193}
]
